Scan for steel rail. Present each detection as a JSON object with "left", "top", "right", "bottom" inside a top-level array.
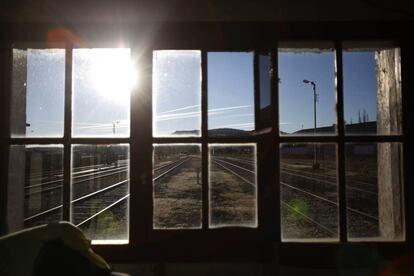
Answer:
[
  {"left": 24, "top": 165, "right": 128, "bottom": 190},
  {"left": 71, "top": 180, "right": 128, "bottom": 204},
  {"left": 281, "top": 170, "right": 377, "bottom": 196},
  {"left": 24, "top": 180, "right": 128, "bottom": 222},
  {"left": 281, "top": 200, "right": 337, "bottom": 236},
  {"left": 212, "top": 158, "right": 255, "bottom": 174},
  {"left": 76, "top": 195, "right": 129, "bottom": 227},
  {"left": 24, "top": 157, "right": 191, "bottom": 223},
  {"left": 281, "top": 181, "right": 378, "bottom": 221},
  {"left": 212, "top": 159, "right": 255, "bottom": 187},
  {"left": 280, "top": 165, "right": 377, "bottom": 190},
  {"left": 153, "top": 157, "right": 191, "bottom": 182},
  {"left": 25, "top": 167, "right": 128, "bottom": 196}
]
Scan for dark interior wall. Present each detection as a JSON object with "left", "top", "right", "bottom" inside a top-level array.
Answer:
[
  {"left": 1, "top": 1, "right": 413, "bottom": 275},
  {"left": 0, "top": 0, "right": 413, "bottom": 23}
]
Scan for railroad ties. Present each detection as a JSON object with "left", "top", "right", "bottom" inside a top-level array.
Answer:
[
  {"left": 280, "top": 161, "right": 379, "bottom": 239},
  {"left": 24, "top": 155, "right": 379, "bottom": 239}
]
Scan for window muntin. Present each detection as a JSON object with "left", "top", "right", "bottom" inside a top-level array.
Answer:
[
  {"left": 257, "top": 53, "right": 272, "bottom": 131},
  {"left": 10, "top": 49, "right": 65, "bottom": 138}
]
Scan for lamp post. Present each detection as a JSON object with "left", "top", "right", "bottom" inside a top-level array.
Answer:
[
  {"left": 303, "top": 79, "right": 320, "bottom": 170},
  {"left": 112, "top": 121, "right": 119, "bottom": 134}
]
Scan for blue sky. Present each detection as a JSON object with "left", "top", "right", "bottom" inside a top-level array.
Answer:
[
  {"left": 153, "top": 51, "right": 201, "bottom": 136},
  {"left": 153, "top": 51, "right": 254, "bottom": 136},
  {"left": 343, "top": 51, "right": 376, "bottom": 126},
  {"left": 72, "top": 48, "right": 131, "bottom": 137},
  {"left": 23, "top": 49, "right": 65, "bottom": 137},
  {"left": 279, "top": 51, "right": 337, "bottom": 133},
  {"left": 279, "top": 50, "right": 376, "bottom": 133},
  {"left": 16, "top": 48, "right": 378, "bottom": 137},
  {"left": 208, "top": 52, "right": 254, "bottom": 132}
]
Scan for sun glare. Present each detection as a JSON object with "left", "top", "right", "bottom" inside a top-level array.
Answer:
[{"left": 91, "top": 49, "right": 137, "bottom": 103}]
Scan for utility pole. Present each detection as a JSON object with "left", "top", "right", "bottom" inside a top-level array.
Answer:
[
  {"left": 113, "top": 121, "right": 119, "bottom": 134},
  {"left": 303, "top": 79, "right": 320, "bottom": 169}
]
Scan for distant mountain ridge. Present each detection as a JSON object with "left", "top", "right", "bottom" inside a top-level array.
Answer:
[
  {"left": 172, "top": 128, "right": 251, "bottom": 137},
  {"left": 292, "top": 121, "right": 376, "bottom": 135},
  {"left": 171, "top": 122, "right": 377, "bottom": 136}
]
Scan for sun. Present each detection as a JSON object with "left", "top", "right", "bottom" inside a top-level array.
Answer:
[{"left": 91, "top": 48, "right": 137, "bottom": 103}]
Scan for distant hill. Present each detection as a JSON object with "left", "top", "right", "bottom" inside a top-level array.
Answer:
[
  {"left": 171, "top": 128, "right": 252, "bottom": 137},
  {"left": 171, "top": 130, "right": 200, "bottom": 136},
  {"left": 170, "top": 123, "right": 378, "bottom": 137},
  {"left": 208, "top": 128, "right": 251, "bottom": 137},
  {"left": 290, "top": 121, "right": 377, "bottom": 135}
]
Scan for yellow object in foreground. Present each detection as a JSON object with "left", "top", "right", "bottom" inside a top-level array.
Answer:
[{"left": 0, "top": 222, "right": 110, "bottom": 276}]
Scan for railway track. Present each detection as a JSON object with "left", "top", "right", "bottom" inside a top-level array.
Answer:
[
  {"left": 153, "top": 156, "right": 202, "bottom": 228},
  {"left": 215, "top": 156, "right": 378, "bottom": 237},
  {"left": 25, "top": 155, "right": 380, "bottom": 239},
  {"left": 209, "top": 155, "right": 257, "bottom": 227},
  {"left": 24, "top": 157, "right": 191, "bottom": 229},
  {"left": 279, "top": 164, "right": 379, "bottom": 238},
  {"left": 24, "top": 164, "right": 128, "bottom": 196},
  {"left": 24, "top": 165, "right": 129, "bottom": 220}
]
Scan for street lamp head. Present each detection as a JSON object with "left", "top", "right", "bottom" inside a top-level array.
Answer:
[{"left": 303, "top": 79, "right": 310, "bottom": 84}]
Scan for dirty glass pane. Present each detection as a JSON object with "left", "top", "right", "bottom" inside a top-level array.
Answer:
[
  {"left": 258, "top": 53, "right": 272, "bottom": 131},
  {"left": 278, "top": 45, "right": 336, "bottom": 136},
  {"left": 280, "top": 143, "right": 338, "bottom": 241},
  {"left": 11, "top": 49, "right": 65, "bottom": 137},
  {"left": 209, "top": 144, "right": 257, "bottom": 228},
  {"left": 153, "top": 144, "right": 202, "bottom": 229},
  {"left": 72, "top": 48, "right": 132, "bottom": 137},
  {"left": 208, "top": 52, "right": 255, "bottom": 136},
  {"left": 153, "top": 51, "right": 201, "bottom": 137},
  {"left": 71, "top": 144, "right": 129, "bottom": 243},
  {"left": 346, "top": 143, "right": 404, "bottom": 241},
  {"left": 7, "top": 145, "right": 63, "bottom": 232},
  {"left": 343, "top": 46, "right": 402, "bottom": 135}
]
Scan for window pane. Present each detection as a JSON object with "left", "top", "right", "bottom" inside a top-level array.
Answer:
[
  {"left": 11, "top": 49, "right": 65, "bottom": 137},
  {"left": 153, "top": 51, "right": 201, "bottom": 137},
  {"left": 209, "top": 144, "right": 257, "bottom": 228},
  {"left": 72, "top": 48, "right": 132, "bottom": 137},
  {"left": 7, "top": 145, "right": 63, "bottom": 232},
  {"left": 208, "top": 52, "right": 255, "bottom": 136},
  {"left": 153, "top": 144, "right": 202, "bottom": 229},
  {"left": 343, "top": 46, "right": 402, "bottom": 135},
  {"left": 280, "top": 143, "right": 338, "bottom": 241},
  {"left": 278, "top": 47, "right": 336, "bottom": 135},
  {"left": 258, "top": 53, "right": 272, "bottom": 131},
  {"left": 346, "top": 143, "right": 404, "bottom": 241},
  {"left": 71, "top": 144, "right": 129, "bottom": 243}
]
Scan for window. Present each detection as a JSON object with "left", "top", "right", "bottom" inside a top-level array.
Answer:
[
  {"left": 152, "top": 51, "right": 258, "bottom": 230},
  {"left": 6, "top": 47, "right": 133, "bottom": 243},
  {"left": 278, "top": 42, "right": 404, "bottom": 242},
  {"left": 1, "top": 37, "right": 407, "bottom": 256}
]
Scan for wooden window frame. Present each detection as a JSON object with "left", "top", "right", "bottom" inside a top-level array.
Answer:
[{"left": 0, "top": 22, "right": 413, "bottom": 266}]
